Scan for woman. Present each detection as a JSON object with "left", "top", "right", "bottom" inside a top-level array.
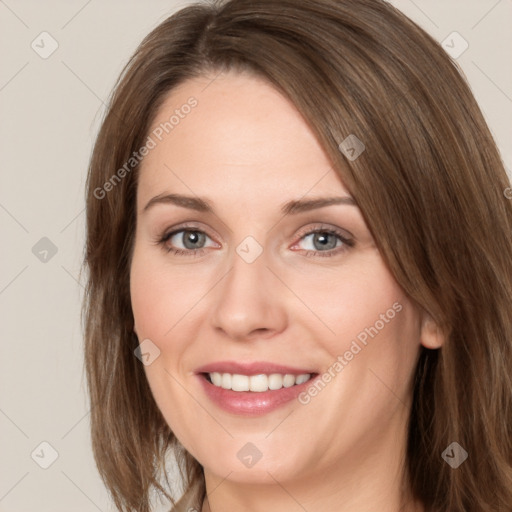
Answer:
[{"left": 83, "top": 0, "right": 512, "bottom": 511}]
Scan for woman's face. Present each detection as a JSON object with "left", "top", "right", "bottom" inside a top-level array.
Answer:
[{"left": 130, "top": 71, "right": 430, "bottom": 486}]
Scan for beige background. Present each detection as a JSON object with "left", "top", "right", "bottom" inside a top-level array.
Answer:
[{"left": 0, "top": 1, "right": 510, "bottom": 511}]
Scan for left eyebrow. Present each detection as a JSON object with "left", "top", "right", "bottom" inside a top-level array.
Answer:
[
  {"left": 142, "top": 193, "right": 357, "bottom": 215},
  {"left": 281, "top": 196, "right": 356, "bottom": 215}
]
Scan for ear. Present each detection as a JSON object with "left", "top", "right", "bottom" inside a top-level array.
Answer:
[{"left": 420, "top": 311, "right": 444, "bottom": 349}]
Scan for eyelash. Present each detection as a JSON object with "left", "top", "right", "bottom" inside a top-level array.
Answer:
[{"left": 155, "top": 223, "right": 355, "bottom": 259}]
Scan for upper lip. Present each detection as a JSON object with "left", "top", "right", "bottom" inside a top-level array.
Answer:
[{"left": 195, "top": 361, "right": 317, "bottom": 376}]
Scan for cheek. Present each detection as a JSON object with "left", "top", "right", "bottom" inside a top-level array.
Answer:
[
  {"left": 130, "top": 252, "right": 196, "bottom": 340},
  {"left": 300, "top": 253, "right": 411, "bottom": 347},
  {"left": 129, "top": 246, "right": 211, "bottom": 389},
  {"left": 306, "top": 253, "right": 422, "bottom": 399},
  {"left": 131, "top": 272, "right": 167, "bottom": 338},
  {"left": 129, "top": 250, "right": 199, "bottom": 437}
]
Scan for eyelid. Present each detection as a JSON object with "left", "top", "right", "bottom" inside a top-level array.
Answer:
[
  {"left": 292, "top": 223, "right": 354, "bottom": 244},
  {"left": 160, "top": 222, "right": 217, "bottom": 241},
  {"left": 157, "top": 224, "right": 220, "bottom": 254}
]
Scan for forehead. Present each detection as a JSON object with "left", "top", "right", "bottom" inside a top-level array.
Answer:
[{"left": 137, "top": 71, "right": 350, "bottom": 206}]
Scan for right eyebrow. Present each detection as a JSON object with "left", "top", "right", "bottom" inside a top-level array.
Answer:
[{"left": 143, "top": 193, "right": 212, "bottom": 213}]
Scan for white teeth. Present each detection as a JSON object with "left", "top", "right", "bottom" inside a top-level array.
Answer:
[
  {"left": 295, "top": 373, "right": 310, "bottom": 385},
  {"left": 231, "top": 374, "right": 249, "bottom": 392},
  {"left": 208, "top": 372, "right": 312, "bottom": 392},
  {"left": 221, "top": 373, "right": 231, "bottom": 389},
  {"left": 249, "top": 374, "right": 268, "bottom": 392},
  {"left": 268, "top": 373, "right": 283, "bottom": 390},
  {"left": 211, "top": 372, "right": 222, "bottom": 387},
  {"left": 283, "top": 374, "right": 295, "bottom": 388}
]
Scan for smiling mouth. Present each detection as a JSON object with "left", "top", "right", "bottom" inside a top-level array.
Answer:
[{"left": 201, "top": 372, "right": 317, "bottom": 392}]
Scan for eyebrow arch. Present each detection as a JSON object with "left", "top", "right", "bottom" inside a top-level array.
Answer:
[{"left": 142, "top": 193, "right": 356, "bottom": 215}]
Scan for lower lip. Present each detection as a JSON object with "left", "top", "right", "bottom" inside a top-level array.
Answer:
[{"left": 196, "top": 373, "right": 319, "bottom": 416}]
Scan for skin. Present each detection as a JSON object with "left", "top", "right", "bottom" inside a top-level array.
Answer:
[{"left": 130, "top": 70, "right": 443, "bottom": 512}]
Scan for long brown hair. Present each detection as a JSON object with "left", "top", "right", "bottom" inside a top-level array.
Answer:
[{"left": 82, "top": 0, "right": 512, "bottom": 510}]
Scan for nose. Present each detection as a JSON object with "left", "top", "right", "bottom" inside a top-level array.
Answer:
[{"left": 209, "top": 245, "right": 288, "bottom": 342}]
